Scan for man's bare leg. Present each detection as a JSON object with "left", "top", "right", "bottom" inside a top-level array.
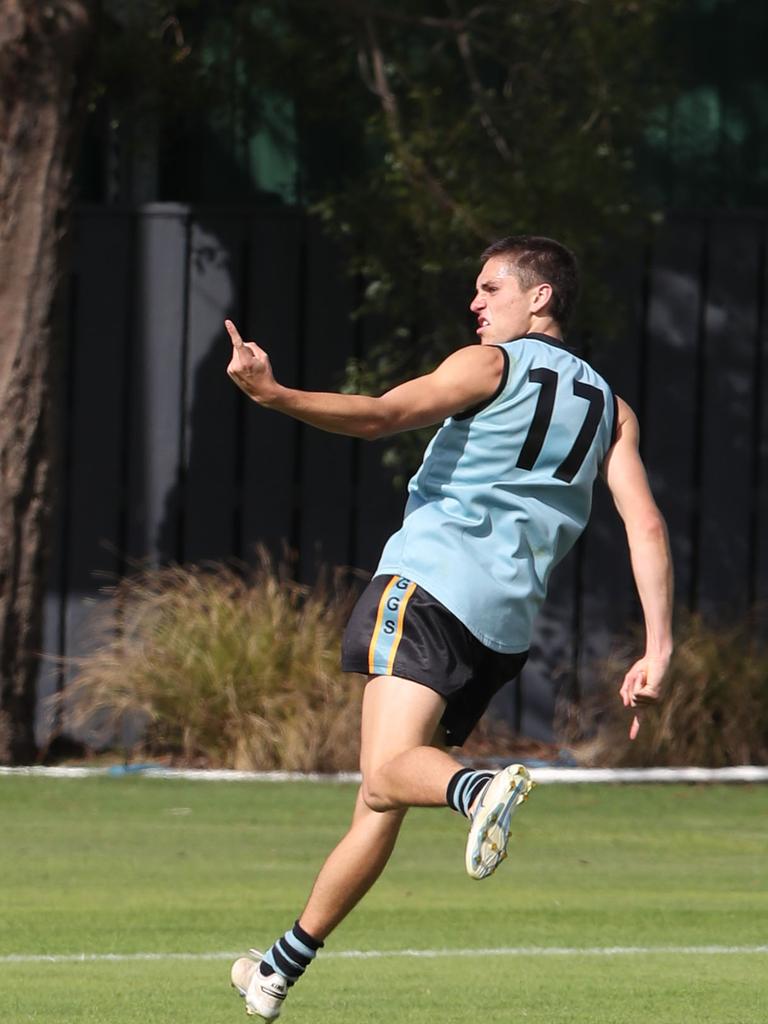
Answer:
[
  {"left": 298, "top": 675, "right": 467, "bottom": 939},
  {"left": 296, "top": 788, "right": 405, "bottom": 939},
  {"left": 232, "top": 675, "right": 525, "bottom": 1018}
]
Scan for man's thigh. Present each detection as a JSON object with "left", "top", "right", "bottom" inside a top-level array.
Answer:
[{"left": 359, "top": 674, "right": 447, "bottom": 777}]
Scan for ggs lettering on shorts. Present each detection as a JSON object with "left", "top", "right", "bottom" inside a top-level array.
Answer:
[{"left": 368, "top": 576, "right": 417, "bottom": 674}]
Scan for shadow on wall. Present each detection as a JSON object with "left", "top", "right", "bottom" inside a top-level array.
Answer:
[{"left": 37, "top": 202, "right": 404, "bottom": 750}]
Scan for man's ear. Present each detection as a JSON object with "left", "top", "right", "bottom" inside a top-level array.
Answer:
[{"left": 530, "top": 282, "right": 553, "bottom": 313}]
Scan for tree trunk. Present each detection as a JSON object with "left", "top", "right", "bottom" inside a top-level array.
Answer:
[{"left": 0, "top": 1, "right": 98, "bottom": 763}]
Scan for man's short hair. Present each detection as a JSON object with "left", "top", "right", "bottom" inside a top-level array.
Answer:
[{"left": 480, "top": 235, "right": 579, "bottom": 328}]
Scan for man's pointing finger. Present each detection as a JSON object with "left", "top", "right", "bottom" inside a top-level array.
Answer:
[{"left": 225, "top": 319, "right": 244, "bottom": 349}]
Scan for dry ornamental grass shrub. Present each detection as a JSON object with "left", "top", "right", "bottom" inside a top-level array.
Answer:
[
  {"left": 51, "top": 554, "right": 364, "bottom": 771},
  {"left": 570, "top": 611, "right": 768, "bottom": 767}
]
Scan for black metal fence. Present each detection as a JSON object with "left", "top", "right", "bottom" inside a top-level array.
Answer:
[{"left": 38, "top": 204, "right": 768, "bottom": 746}]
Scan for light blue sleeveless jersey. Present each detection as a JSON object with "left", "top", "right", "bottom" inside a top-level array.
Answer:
[{"left": 376, "top": 334, "right": 617, "bottom": 653}]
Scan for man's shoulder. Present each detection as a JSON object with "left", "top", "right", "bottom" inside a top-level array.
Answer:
[{"left": 448, "top": 342, "right": 507, "bottom": 365}]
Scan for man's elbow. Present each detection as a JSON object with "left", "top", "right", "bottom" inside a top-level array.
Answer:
[
  {"left": 629, "top": 509, "right": 668, "bottom": 544},
  {"left": 360, "top": 423, "right": 398, "bottom": 441},
  {"left": 358, "top": 404, "right": 397, "bottom": 441},
  {"left": 357, "top": 420, "right": 385, "bottom": 441}
]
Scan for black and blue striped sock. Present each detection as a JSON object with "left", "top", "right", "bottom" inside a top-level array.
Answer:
[
  {"left": 446, "top": 768, "right": 494, "bottom": 818},
  {"left": 259, "top": 920, "right": 323, "bottom": 984}
]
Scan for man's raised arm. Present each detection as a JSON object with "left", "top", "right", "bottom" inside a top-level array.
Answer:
[
  {"left": 602, "top": 396, "right": 674, "bottom": 739},
  {"left": 224, "top": 319, "right": 504, "bottom": 439}
]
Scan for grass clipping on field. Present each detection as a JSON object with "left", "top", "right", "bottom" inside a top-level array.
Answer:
[
  {"left": 570, "top": 611, "right": 768, "bottom": 767},
  {"left": 52, "top": 555, "right": 363, "bottom": 771}
]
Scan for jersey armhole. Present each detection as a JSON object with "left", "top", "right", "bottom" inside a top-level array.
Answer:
[
  {"left": 610, "top": 392, "right": 619, "bottom": 446},
  {"left": 453, "top": 346, "right": 510, "bottom": 422},
  {"left": 598, "top": 392, "right": 620, "bottom": 480}
]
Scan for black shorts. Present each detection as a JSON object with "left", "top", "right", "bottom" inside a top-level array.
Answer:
[{"left": 341, "top": 574, "right": 528, "bottom": 746}]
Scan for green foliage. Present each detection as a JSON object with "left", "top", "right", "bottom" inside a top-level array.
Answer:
[
  {"left": 84, "top": 2, "right": 682, "bottom": 476},
  {"left": 570, "top": 611, "right": 768, "bottom": 767},
  {"left": 288, "top": 0, "right": 674, "bottom": 384},
  {"left": 91, "top": 2, "right": 676, "bottom": 384},
  {"left": 51, "top": 555, "right": 363, "bottom": 770}
]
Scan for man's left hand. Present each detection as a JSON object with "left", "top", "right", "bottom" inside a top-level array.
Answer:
[{"left": 225, "top": 319, "right": 276, "bottom": 403}]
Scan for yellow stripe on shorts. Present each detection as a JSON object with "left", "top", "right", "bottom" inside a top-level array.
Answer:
[
  {"left": 386, "top": 580, "right": 417, "bottom": 674},
  {"left": 367, "top": 576, "right": 417, "bottom": 675}
]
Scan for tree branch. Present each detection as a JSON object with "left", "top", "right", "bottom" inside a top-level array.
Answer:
[
  {"left": 449, "top": 6, "right": 514, "bottom": 164},
  {"left": 363, "top": 14, "right": 489, "bottom": 239},
  {"left": 334, "top": 0, "right": 467, "bottom": 33}
]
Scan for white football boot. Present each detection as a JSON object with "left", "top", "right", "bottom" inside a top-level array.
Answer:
[
  {"left": 465, "top": 763, "right": 533, "bottom": 880},
  {"left": 231, "top": 950, "right": 288, "bottom": 1020}
]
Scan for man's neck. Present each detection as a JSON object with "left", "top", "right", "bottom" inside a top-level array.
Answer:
[{"left": 528, "top": 317, "right": 561, "bottom": 340}]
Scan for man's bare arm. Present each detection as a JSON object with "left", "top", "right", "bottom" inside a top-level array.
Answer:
[
  {"left": 224, "top": 320, "right": 504, "bottom": 438},
  {"left": 602, "top": 396, "right": 674, "bottom": 738}
]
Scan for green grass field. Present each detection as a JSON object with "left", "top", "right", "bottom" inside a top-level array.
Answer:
[{"left": 1, "top": 775, "right": 766, "bottom": 1023}]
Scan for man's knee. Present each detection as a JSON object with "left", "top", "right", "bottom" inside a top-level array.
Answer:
[{"left": 361, "top": 770, "right": 398, "bottom": 812}]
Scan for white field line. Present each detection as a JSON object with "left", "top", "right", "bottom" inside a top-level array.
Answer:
[
  {"left": 2, "top": 945, "right": 767, "bottom": 965},
  {"left": 1, "top": 765, "right": 768, "bottom": 784}
]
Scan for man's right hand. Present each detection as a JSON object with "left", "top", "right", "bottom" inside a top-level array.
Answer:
[
  {"left": 604, "top": 397, "right": 674, "bottom": 743},
  {"left": 619, "top": 654, "right": 669, "bottom": 740}
]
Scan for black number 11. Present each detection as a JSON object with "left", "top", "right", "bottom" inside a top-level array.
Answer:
[{"left": 515, "top": 368, "right": 604, "bottom": 483}]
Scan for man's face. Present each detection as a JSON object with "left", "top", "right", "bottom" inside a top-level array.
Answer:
[{"left": 470, "top": 256, "right": 545, "bottom": 345}]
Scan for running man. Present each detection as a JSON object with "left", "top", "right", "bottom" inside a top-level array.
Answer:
[{"left": 225, "top": 235, "right": 674, "bottom": 1020}]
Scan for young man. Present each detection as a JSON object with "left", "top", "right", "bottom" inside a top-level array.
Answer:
[{"left": 225, "top": 235, "right": 673, "bottom": 1020}]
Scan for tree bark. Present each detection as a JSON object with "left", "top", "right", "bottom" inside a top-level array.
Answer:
[{"left": 0, "top": 0, "right": 98, "bottom": 763}]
